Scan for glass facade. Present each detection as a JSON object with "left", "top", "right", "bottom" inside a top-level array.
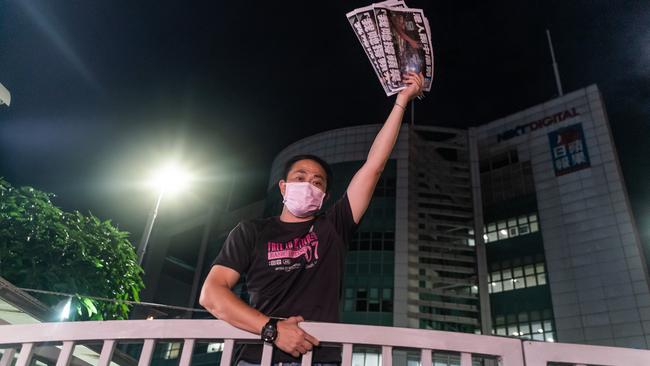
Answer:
[
  {"left": 479, "top": 145, "right": 556, "bottom": 343},
  {"left": 338, "top": 161, "right": 397, "bottom": 326}
]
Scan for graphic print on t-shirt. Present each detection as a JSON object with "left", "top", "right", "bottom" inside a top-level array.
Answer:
[{"left": 267, "top": 231, "right": 319, "bottom": 272}]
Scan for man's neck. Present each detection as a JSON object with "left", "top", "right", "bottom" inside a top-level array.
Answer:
[{"left": 279, "top": 207, "right": 315, "bottom": 223}]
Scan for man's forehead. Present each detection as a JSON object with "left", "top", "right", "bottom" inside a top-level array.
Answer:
[{"left": 290, "top": 159, "right": 327, "bottom": 177}]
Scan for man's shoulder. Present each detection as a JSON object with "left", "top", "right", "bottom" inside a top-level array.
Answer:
[{"left": 237, "top": 217, "right": 275, "bottom": 233}]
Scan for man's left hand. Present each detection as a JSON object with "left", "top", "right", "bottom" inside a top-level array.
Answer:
[{"left": 398, "top": 72, "right": 424, "bottom": 101}]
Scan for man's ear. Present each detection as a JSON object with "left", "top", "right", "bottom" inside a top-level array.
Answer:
[{"left": 278, "top": 180, "right": 286, "bottom": 197}]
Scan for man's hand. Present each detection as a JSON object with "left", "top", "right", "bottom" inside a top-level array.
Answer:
[
  {"left": 274, "top": 316, "right": 320, "bottom": 358},
  {"left": 398, "top": 72, "right": 424, "bottom": 102}
]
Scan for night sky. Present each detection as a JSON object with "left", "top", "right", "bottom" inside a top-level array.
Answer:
[{"left": 1, "top": 1, "right": 648, "bottom": 250}]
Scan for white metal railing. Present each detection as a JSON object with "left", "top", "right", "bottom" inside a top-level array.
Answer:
[{"left": 1, "top": 320, "right": 649, "bottom": 366}]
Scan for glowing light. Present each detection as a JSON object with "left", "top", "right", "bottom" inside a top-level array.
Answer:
[
  {"left": 60, "top": 297, "right": 72, "bottom": 321},
  {"left": 149, "top": 163, "right": 192, "bottom": 194},
  {"left": 146, "top": 315, "right": 155, "bottom": 320}
]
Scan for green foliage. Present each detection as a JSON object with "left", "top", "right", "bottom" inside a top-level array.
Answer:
[{"left": 0, "top": 178, "right": 144, "bottom": 320}]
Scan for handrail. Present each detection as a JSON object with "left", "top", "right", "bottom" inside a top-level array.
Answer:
[{"left": 1, "top": 320, "right": 649, "bottom": 366}]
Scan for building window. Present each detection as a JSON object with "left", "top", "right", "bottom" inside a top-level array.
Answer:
[
  {"left": 479, "top": 150, "right": 519, "bottom": 173},
  {"left": 206, "top": 342, "right": 224, "bottom": 353},
  {"left": 489, "top": 262, "right": 546, "bottom": 293},
  {"left": 373, "top": 177, "right": 396, "bottom": 197},
  {"left": 482, "top": 213, "right": 539, "bottom": 244},
  {"left": 349, "top": 231, "right": 395, "bottom": 251},
  {"left": 493, "top": 309, "right": 555, "bottom": 342},
  {"left": 152, "top": 342, "right": 182, "bottom": 360},
  {"left": 344, "top": 287, "right": 393, "bottom": 313}
]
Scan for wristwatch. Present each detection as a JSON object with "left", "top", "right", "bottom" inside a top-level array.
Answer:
[{"left": 261, "top": 318, "right": 279, "bottom": 344}]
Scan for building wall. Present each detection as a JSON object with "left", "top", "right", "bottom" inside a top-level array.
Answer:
[{"left": 476, "top": 84, "right": 650, "bottom": 348}]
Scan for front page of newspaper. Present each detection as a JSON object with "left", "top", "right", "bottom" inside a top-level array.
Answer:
[
  {"left": 374, "top": 6, "right": 434, "bottom": 92},
  {"left": 347, "top": 1, "right": 434, "bottom": 96}
]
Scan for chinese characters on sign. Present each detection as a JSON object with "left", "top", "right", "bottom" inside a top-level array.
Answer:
[{"left": 548, "top": 123, "right": 591, "bottom": 176}]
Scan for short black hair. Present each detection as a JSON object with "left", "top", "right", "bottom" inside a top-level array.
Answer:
[{"left": 283, "top": 154, "right": 333, "bottom": 193}]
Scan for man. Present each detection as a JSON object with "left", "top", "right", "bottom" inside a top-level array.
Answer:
[{"left": 199, "top": 72, "right": 424, "bottom": 364}]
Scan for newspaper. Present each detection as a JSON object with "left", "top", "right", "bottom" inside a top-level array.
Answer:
[{"left": 346, "top": 1, "right": 434, "bottom": 96}]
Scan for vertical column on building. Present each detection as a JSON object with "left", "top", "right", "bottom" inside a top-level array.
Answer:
[
  {"left": 393, "top": 127, "right": 410, "bottom": 327},
  {"left": 468, "top": 127, "right": 492, "bottom": 334},
  {"left": 406, "top": 126, "right": 481, "bottom": 332}
]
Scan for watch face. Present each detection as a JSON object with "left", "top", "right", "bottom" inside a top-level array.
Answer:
[{"left": 262, "top": 323, "right": 277, "bottom": 342}]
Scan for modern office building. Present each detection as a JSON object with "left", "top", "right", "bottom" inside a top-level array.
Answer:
[
  {"left": 264, "top": 84, "right": 650, "bottom": 349},
  {"left": 144, "top": 84, "right": 650, "bottom": 352}
]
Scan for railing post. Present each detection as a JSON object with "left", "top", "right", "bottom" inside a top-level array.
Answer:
[
  {"left": 15, "top": 343, "right": 34, "bottom": 366},
  {"left": 0, "top": 348, "right": 16, "bottom": 366},
  {"left": 260, "top": 343, "right": 273, "bottom": 366},
  {"left": 138, "top": 339, "right": 156, "bottom": 366},
  {"left": 55, "top": 341, "right": 75, "bottom": 366},
  {"left": 460, "top": 352, "right": 472, "bottom": 366},
  {"left": 341, "top": 344, "right": 353, "bottom": 366},
  {"left": 382, "top": 346, "right": 393, "bottom": 366},
  {"left": 420, "top": 349, "right": 432, "bottom": 366},
  {"left": 220, "top": 340, "right": 235, "bottom": 366},
  {"left": 98, "top": 340, "right": 116, "bottom": 366},
  {"left": 301, "top": 350, "right": 313, "bottom": 366},
  {"left": 178, "top": 339, "right": 195, "bottom": 366}
]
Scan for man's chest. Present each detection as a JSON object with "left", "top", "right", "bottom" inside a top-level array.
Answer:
[{"left": 250, "top": 224, "right": 342, "bottom": 275}]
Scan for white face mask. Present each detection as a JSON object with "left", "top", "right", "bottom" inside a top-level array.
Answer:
[{"left": 282, "top": 182, "right": 326, "bottom": 218}]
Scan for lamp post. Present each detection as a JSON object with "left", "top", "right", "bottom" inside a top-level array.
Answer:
[
  {"left": 137, "top": 164, "right": 190, "bottom": 266},
  {"left": 136, "top": 188, "right": 164, "bottom": 265}
]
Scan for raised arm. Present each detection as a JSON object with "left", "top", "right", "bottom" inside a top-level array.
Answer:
[
  {"left": 200, "top": 265, "right": 319, "bottom": 357},
  {"left": 347, "top": 72, "right": 424, "bottom": 223}
]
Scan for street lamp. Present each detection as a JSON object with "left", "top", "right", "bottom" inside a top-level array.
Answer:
[{"left": 136, "top": 163, "right": 190, "bottom": 265}]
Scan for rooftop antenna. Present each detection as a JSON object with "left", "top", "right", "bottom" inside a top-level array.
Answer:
[
  {"left": 545, "top": 29, "right": 564, "bottom": 96},
  {"left": 0, "top": 82, "right": 10, "bottom": 106}
]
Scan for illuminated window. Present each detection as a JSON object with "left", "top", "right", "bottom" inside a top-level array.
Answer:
[
  {"left": 482, "top": 213, "right": 539, "bottom": 243},
  {"left": 489, "top": 262, "right": 547, "bottom": 293},
  {"left": 492, "top": 309, "right": 555, "bottom": 342},
  {"left": 206, "top": 343, "right": 224, "bottom": 353}
]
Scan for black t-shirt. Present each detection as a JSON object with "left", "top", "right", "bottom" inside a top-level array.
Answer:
[{"left": 213, "top": 194, "right": 358, "bottom": 363}]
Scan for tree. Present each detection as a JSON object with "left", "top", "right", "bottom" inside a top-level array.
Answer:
[{"left": 0, "top": 178, "right": 144, "bottom": 320}]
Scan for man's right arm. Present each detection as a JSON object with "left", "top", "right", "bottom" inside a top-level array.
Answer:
[{"left": 199, "top": 265, "right": 319, "bottom": 358}]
